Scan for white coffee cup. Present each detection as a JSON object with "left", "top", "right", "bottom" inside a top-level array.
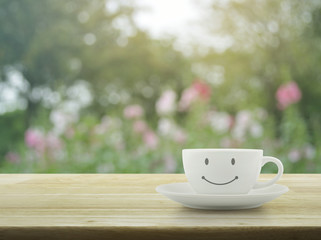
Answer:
[{"left": 182, "top": 149, "right": 284, "bottom": 194}]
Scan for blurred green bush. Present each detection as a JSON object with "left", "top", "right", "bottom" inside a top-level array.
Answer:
[{"left": 0, "top": 0, "right": 320, "bottom": 173}]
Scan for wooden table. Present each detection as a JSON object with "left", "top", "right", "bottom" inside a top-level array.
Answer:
[{"left": 0, "top": 174, "right": 320, "bottom": 240}]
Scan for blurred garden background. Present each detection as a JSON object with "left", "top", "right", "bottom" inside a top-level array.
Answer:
[{"left": 0, "top": 0, "right": 320, "bottom": 173}]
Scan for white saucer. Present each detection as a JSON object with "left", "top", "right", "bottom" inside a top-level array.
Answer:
[{"left": 156, "top": 182, "right": 289, "bottom": 210}]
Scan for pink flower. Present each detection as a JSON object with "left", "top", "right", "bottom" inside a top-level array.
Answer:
[
  {"left": 172, "top": 129, "right": 187, "bottom": 144},
  {"left": 25, "top": 129, "right": 45, "bottom": 152},
  {"left": 192, "top": 79, "right": 211, "bottom": 100},
  {"left": 178, "top": 79, "right": 211, "bottom": 111},
  {"left": 5, "top": 152, "right": 20, "bottom": 163},
  {"left": 178, "top": 88, "right": 198, "bottom": 111},
  {"left": 143, "top": 130, "right": 159, "bottom": 149},
  {"left": 288, "top": 149, "right": 301, "bottom": 163},
  {"left": 25, "top": 129, "right": 63, "bottom": 155},
  {"left": 155, "top": 90, "right": 176, "bottom": 115},
  {"left": 236, "top": 110, "right": 252, "bottom": 127},
  {"left": 123, "top": 104, "right": 144, "bottom": 119},
  {"left": 46, "top": 133, "right": 62, "bottom": 151},
  {"left": 133, "top": 120, "right": 148, "bottom": 134},
  {"left": 276, "top": 81, "right": 302, "bottom": 110}
]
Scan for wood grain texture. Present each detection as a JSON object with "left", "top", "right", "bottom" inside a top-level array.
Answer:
[{"left": 0, "top": 174, "right": 320, "bottom": 240}]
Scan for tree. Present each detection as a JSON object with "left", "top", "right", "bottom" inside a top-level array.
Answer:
[
  {"left": 0, "top": 0, "right": 194, "bottom": 123},
  {"left": 197, "top": 0, "right": 321, "bottom": 135}
]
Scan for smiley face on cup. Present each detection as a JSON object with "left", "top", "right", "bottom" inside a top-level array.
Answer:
[{"left": 183, "top": 149, "right": 284, "bottom": 194}]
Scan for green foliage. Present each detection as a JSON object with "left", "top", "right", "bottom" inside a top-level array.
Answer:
[
  {"left": 0, "top": 0, "right": 320, "bottom": 173},
  {"left": 0, "top": 111, "right": 25, "bottom": 157}
]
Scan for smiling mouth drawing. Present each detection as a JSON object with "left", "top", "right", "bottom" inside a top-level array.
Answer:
[{"left": 201, "top": 176, "right": 238, "bottom": 185}]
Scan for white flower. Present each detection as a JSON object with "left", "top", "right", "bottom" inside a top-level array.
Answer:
[
  {"left": 208, "top": 111, "right": 231, "bottom": 133},
  {"left": 155, "top": 90, "right": 177, "bottom": 115},
  {"left": 231, "top": 110, "right": 258, "bottom": 141},
  {"left": 157, "top": 118, "right": 174, "bottom": 136},
  {"left": 50, "top": 108, "right": 78, "bottom": 135},
  {"left": 250, "top": 122, "right": 263, "bottom": 138},
  {"left": 236, "top": 110, "right": 252, "bottom": 127},
  {"left": 231, "top": 125, "right": 245, "bottom": 141},
  {"left": 66, "top": 81, "right": 92, "bottom": 108}
]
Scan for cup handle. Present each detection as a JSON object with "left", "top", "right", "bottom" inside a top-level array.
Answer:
[{"left": 253, "top": 156, "right": 284, "bottom": 189}]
